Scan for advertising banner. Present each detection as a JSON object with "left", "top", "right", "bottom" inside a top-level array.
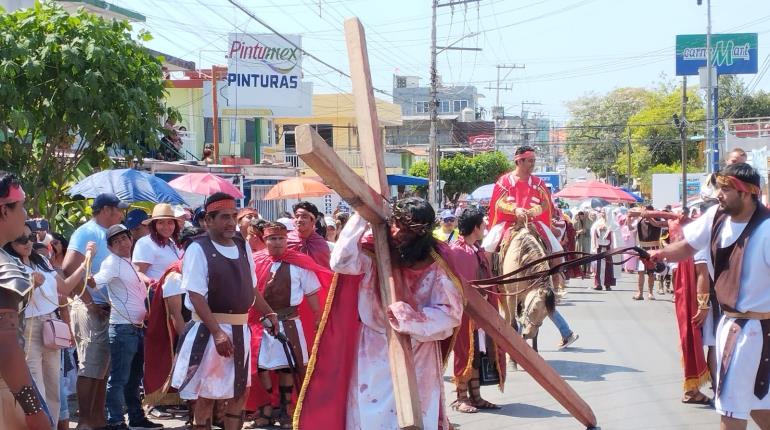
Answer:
[
  {"left": 226, "top": 33, "right": 309, "bottom": 114},
  {"left": 468, "top": 134, "right": 495, "bottom": 152},
  {"left": 675, "top": 33, "right": 758, "bottom": 76}
]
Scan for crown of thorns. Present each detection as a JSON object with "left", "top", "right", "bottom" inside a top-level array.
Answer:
[{"left": 389, "top": 203, "right": 433, "bottom": 236}]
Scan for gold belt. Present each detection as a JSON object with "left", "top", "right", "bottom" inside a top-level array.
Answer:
[
  {"left": 724, "top": 311, "right": 770, "bottom": 320},
  {"left": 192, "top": 313, "right": 248, "bottom": 325}
]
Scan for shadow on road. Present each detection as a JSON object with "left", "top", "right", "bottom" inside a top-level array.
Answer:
[
  {"left": 487, "top": 402, "right": 570, "bottom": 419},
  {"left": 546, "top": 359, "right": 641, "bottom": 382}
]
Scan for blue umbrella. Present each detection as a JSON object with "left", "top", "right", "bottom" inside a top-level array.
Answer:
[
  {"left": 386, "top": 174, "right": 429, "bottom": 186},
  {"left": 69, "top": 169, "right": 187, "bottom": 204},
  {"left": 618, "top": 186, "right": 643, "bottom": 202},
  {"left": 468, "top": 183, "right": 494, "bottom": 201}
]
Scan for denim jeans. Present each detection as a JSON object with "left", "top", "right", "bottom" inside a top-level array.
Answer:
[
  {"left": 105, "top": 324, "right": 145, "bottom": 424},
  {"left": 549, "top": 310, "right": 572, "bottom": 340}
]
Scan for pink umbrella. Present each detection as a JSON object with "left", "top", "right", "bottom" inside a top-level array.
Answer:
[
  {"left": 168, "top": 173, "right": 244, "bottom": 199},
  {"left": 555, "top": 181, "right": 637, "bottom": 203}
]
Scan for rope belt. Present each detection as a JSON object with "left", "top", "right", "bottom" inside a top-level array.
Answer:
[{"left": 192, "top": 313, "right": 248, "bottom": 325}]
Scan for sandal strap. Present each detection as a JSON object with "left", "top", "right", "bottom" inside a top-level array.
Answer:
[{"left": 279, "top": 385, "right": 294, "bottom": 404}]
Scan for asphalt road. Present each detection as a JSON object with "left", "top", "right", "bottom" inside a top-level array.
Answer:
[
  {"left": 444, "top": 273, "right": 724, "bottom": 430},
  {"left": 72, "top": 272, "right": 743, "bottom": 429}
]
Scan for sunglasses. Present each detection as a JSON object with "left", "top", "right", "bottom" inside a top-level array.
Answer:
[
  {"left": 14, "top": 234, "right": 37, "bottom": 245},
  {"left": 443, "top": 218, "right": 456, "bottom": 222}
]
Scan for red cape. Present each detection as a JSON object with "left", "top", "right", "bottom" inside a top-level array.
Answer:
[
  {"left": 294, "top": 238, "right": 463, "bottom": 429},
  {"left": 669, "top": 217, "right": 710, "bottom": 392},
  {"left": 143, "top": 260, "right": 182, "bottom": 406},
  {"left": 245, "top": 249, "right": 333, "bottom": 410},
  {"left": 673, "top": 257, "right": 710, "bottom": 392},
  {"left": 287, "top": 230, "right": 331, "bottom": 268}
]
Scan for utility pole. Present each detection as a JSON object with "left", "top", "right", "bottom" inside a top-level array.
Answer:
[
  {"left": 428, "top": 0, "right": 480, "bottom": 208},
  {"left": 674, "top": 76, "right": 689, "bottom": 210},
  {"left": 211, "top": 65, "right": 226, "bottom": 164},
  {"left": 704, "top": 0, "right": 715, "bottom": 173},
  {"left": 429, "top": 0, "right": 438, "bottom": 207},
  {"left": 485, "top": 64, "right": 525, "bottom": 153},
  {"left": 627, "top": 128, "right": 632, "bottom": 190}
]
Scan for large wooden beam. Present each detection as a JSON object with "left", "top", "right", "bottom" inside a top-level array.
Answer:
[
  {"left": 463, "top": 286, "right": 598, "bottom": 428},
  {"left": 295, "top": 125, "right": 388, "bottom": 223},
  {"left": 342, "top": 21, "right": 424, "bottom": 426}
]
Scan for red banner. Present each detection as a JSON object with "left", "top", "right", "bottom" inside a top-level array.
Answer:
[{"left": 468, "top": 134, "right": 495, "bottom": 152}]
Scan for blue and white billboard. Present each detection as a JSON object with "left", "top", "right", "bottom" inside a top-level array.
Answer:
[{"left": 675, "top": 33, "right": 758, "bottom": 76}]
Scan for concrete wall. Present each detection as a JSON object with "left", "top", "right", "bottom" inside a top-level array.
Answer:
[{"left": 392, "top": 86, "right": 477, "bottom": 116}]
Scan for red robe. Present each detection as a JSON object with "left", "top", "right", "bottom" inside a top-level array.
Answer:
[
  {"left": 489, "top": 172, "right": 552, "bottom": 229},
  {"left": 668, "top": 218, "right": 710, "bottom": 392},
  {"left": 287, "top": 230, "right": 331, "bottom": 268},
  {"left": 448, "top": 237, "right": 506, "bottom": 390},
  {"left": 245, "top": 249, "right": 333, "bottom": 411},
  {"left": 293, "top": 237, "right": 463, "bottom": 430},
  {"left": 143, "top": 261, "right": 182, "bottom": 406}
]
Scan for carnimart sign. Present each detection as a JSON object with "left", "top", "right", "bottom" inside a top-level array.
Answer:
[
  {"left": 675, "top": 33, "right": 758, "bottom": 76},
  {"left": 226, "top": 33, "right": 307, "bottom": 113}
]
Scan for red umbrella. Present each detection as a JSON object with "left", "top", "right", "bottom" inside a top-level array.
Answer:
[
  {"left": 555, "top": 181, "right": 637, "bottom": 203},
  {"left": 168, "top": 173, "right": 244, "bottom": 199}
]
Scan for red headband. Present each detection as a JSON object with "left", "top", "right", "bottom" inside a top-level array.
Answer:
[
  {"left": 263, "top": 226, "right": 288, "bottom": 237},
  {"left": 0, "top": 184, "right": 26, "bottom": 205},
  {"left": 205, "top": 199, "right": 237, "bottom": 212},
  {"left": 514, "top": 151, "right": 536, "bottom": 161},
  {"left": 717, "top": 175, "right": 761, "bottom": 195}
]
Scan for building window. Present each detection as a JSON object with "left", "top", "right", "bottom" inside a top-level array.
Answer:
[
  {"left": 438, "top": 100, "right": 451, "bottom": 113},
  {"left": 415, "top": 101, "right": 430, "bottom": 114},
  {"left": 453, "top": 100, "right": 469, "bottom": 112},
  {"left": 203, "top": 118, "right": 223, "bottom": 144},
  {"left": 312, "top": 124, "right": 334, "bottom": 146},
  {"left": 283, "top": 125, "right": 296, "bottom": 153}
]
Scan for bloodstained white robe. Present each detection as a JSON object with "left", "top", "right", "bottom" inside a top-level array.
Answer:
[{"left": 330, "top": 214, "right": 463, "bottom": 430}]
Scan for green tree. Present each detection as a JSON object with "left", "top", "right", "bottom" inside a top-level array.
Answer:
[
  {"left": 0, "top": 2, "right": 177, "bottom": 222},
  {"left": 718, "top": 75, "right": 770, "bottom": 119},
  {"left": 565, "top": 87, "right": 652, "bottom": 178},
  {"left": 614, "top": 84, "right": 704, "bottom": 180},
  {"left": 409, "top": 151, "right": 511, "bottom": 204}
]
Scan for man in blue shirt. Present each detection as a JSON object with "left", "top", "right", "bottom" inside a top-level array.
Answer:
[{"left": 63, "top": 193, "right": 127, "bottom": 430}]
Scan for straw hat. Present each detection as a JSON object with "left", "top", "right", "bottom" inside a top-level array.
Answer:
[{"left": 142, "top": 203, "right": 177, "bottom": 225}]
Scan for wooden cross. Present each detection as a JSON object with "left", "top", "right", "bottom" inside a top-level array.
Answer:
[{"left": 296, "top": 18, "right": 597, "bottom": 430}]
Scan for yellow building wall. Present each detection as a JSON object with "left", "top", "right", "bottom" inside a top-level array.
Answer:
[
  {"left": 163, "top": 90, "right": 402, "bottom": 167},
  {"left": 272, "top": 93, "right": 402, "bottom": 152}
]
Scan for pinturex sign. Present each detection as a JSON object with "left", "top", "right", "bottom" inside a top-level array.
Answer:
[{"left": 226, "top": 33, "right": 307, "bottom": 113}]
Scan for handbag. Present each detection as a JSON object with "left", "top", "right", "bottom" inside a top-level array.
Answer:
[{"left": 42, "top": 317, "right": 72, "bottom": 350}]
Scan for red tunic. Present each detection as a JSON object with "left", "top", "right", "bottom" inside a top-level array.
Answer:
[{"left": 489, "top": 172, "right": 552, "bottom": 228}]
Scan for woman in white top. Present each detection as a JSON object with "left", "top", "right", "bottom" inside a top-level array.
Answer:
[
  {"left": 132, "top": 204, "right": 181, "bottom": 282},
  {"left": 4, "top": 224, "right": 93, "bottom": 424}
]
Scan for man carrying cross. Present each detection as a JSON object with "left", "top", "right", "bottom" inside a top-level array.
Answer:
[{"left": 295, "top": 197, "right": 463, "bottom": 429}]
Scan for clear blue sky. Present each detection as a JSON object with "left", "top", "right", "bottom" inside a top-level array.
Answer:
[{"left": 124, "top": 0, "right": 770, "bottom": 120}]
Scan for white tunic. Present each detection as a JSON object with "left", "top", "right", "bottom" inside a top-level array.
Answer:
[
  {"left": 257, "top": 263, "right": 320, "bottom": 370},
  {"left": 684, "top": 205, "right": 770, "bottom": 419},
  {"left": 171, "top": 239, "right": 256, "bottom": 400},
  {"left": 331, "top": 215, "right": 463, "bottom": 430}
]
